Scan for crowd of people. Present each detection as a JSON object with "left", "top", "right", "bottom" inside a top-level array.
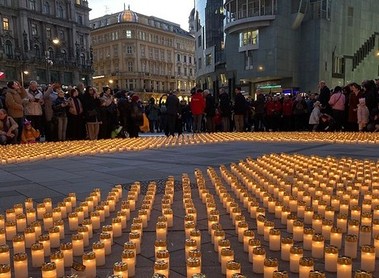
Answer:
[{"left": 0, "top": 78, "right": 379, "bottom": 145}]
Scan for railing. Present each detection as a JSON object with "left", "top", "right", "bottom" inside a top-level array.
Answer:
[{"left": 352, "top": 33, "right": 378, "bottom": 70}]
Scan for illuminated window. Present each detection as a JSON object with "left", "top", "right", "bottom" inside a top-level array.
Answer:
[
  {"left": 31, "top": 24, "right": 38, "bottom": 36},
  {"left": 239, "top": 30, "right": 259, "bottom": 47},
  {"left": 125, "top": 30, "right": 132, "bottom": 38},
  {"left": 2, "top": 17, "right": 9, "bottom": 31},
  {"left": 206, "top": 53, "right": 212, "bottom": 66}
]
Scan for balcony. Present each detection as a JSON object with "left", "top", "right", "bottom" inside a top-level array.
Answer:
[{"left": 224, "top": 0, "right": 277, "bottom": 34}]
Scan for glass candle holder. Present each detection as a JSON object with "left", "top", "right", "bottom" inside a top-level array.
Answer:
[
  {"left": 226, "top": 261, "right": 241, "bottom": 278},
  {"left": 348, "top": 219, "right": 360, "bottom": 236},
  {"left": 5, "top": 209, "right": 15, "bottom": 222},
  {"left": 344, "top": 234, "right": 358, "bottom": 259},
  {"left": 289, "top": 246, "right": 303, "bottom": 273},
  {"left": 263, "top": 257, "right": 278, "bottom": 278},
  {"left": 90, "top": 211, "right": 101, "bottom": 230},
  {"left": 311, "top": 234, "right": 325, "bottom": 259},
  {"left": 0, "top": 263, "right": 11, "bottom": 278},
  {"left": 281, "top": 237, "right": 293, "bottom": 261},
  {"left": 354, "top": 270, "right": 373, "bottom": 278},
  {"left": 360, "top": 245, "right": 375, "bottom": 272},
  {"left": 217, "top": 239, "right": 230, "bottom": 262},
  {"left": 154, "top": 260, "right": 169, "bottom": 278},
  {"left": 38, "top": 233, "right": 51, "bottom": 257},
  {"left": 82, "top": 251, "right": 96, "bottom": 278},
  {"left": 337, "top": 256, "right": 352, "bottom": 278},
  {"left": 99, "top": 232, "right": 112, "bottom": 255},
  {"left": 41, "top": 262, "right": 56, "bottom": 278},
  {"left": 71, "top": 233, "right": 84, "bottom": 257},
  {"left": 5, "top": 221, "right": 16, "bottom": 241},
  {"left": 50, "top": 250, "right": 64, "bottom": 277},
  {"left": 92, "top": 241, "right": 105, "bottom": 266},
  {"left": 336, "top": 213, "right": 348, "bottom": 233},
  {"left": 269, "top": 229, "right": 281, "bottom": 251},
  {"left": 252, "top": 247, "right": 266, "bottom": 274},
  {"left": 292, "top": 220, "right": 304, "bottom": 242},
  {"left": 68, "top": 212, "right": 79, "bottom": 232},
  {"left": 13, "top": 252, "right": 28, "bottom": 278},
  {"left": 12, "top": 234, "right": 25, "bottom": 254},
  {"left": 325, "top": 245, "right": 338, "bottom": 272},
  {"left": 129, "top": 232, "right": 141, "bottom": 254},
  {"left": 60, "top": 242, "right": 73, "bottom": 267},
  {"left": 0, "top": 245, "right": 10, "bottom": 265},
  {"left": 220, "top": 248, "right": 234, "bottom": 274},
  {"left": 359, "top": 226, "right": 372, "bottom": 247},
  {"left": 121, "top": 250, "right": 136, "bottom": 277},
  {"left": 43, "top": 198, "right": 52, "bottom": 213},
  {"left": 48, "top": 226, "right": 60, "bottom": 249}
]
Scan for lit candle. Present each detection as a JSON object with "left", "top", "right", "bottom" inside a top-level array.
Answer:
[
  {"left": 344, "top": 234, "right": 358, "bottom": 259},
  {"left": 41, "top": 262, "right": 56, "bottom": 278},
  {"left": 50, "top": 251, "right": 64, "bottom": 277},
  {"left": 31, "top": 242, "right": 44, "bottom": 267},
  {"left": 43, "top": 212, "right": 53, "bottom": 232},
  {"left": 274, "top": 202, "right": 283, "bottom": 219},
  {"left": 324, "top": 245, "right": 338, "bottom": 272},
  {"left": 48, "top": 227, "right": 60, "bottom": 248},
  {"left": 375, "top": 234, "right": 379, "bottom": 258},
  {"left": 289, "top": 246, "right": 303, "bottom": 273},
  {"left": 263, "top": 257, "right": 278, "bottom": 278},
  {"left": 117, "top": 211, "right": 127, "bottom": 230},
  {"left": 100, "top": 232, "right": 112, "bottom": 255},
  {"left": 90, "top": 212, "right": 101, "bottom": 230},
  {"left": 12, "top": 234, "right": 25, "bottom": 254},
  {"left": 237, "top": 222, "right": 249, "bottom": 242},
  {"left": 190, "top": 230, "right": 202, "bottom": 250},
  {"left": 96, "top": 205, "right": 105, "bottom": 222},
  {"left": 60, "top": 242, "right": 73, "bottom": 267},
  {"left": 337, "top": 213, "right": 348, "bottom": 233},
  {"left": 281, "top": 237, "right": 293, "bottom": 261},
  {"left": 324, "top": 206, "right": 335, "bottom": 221},
  {"left": 24, "top": 227, "right": 35, "bottom": 248},
  {"left": 64, "top": 198, "right": 72, "bottom": 214},
  {"left": 82, "top": 251, "right": 96, "bottom": 278},
  {"left": 0, "top": 215, "right": 4, "bottom": 230},
  {"left": 13, "top": 252, "right": 28, "bottom": 278},
  {"left": 292, "top": 220, "right": 304, "bottom": 242},
  {"left": 330, "top": 227, "right": 342, "bottom": 249},
  {"left": 92, "top": 241, "right": 105, "bottom": 266},
  {"left": 154, "top": 239, "right": 166, "bottom": 259},
  {"left": 78, "top": 226, "right": 89, "bottom": 247},
  {"left": 58, "top": 202, "right": 67, "bottom": 219},
  {"left": 213, "top": 230, "right": 225, "bottom": 251},
  {"left": 269, "top": 229, "right": 281, "bottom": 251},
  {"left": 71, "top": 233, "right": 84, "bottom": 257},
  {"left": 38, "top": 233, "right": 51, "bottom": 257},
  {"left": 37, "top": 204, "right": 46, "bottom": 220},
  {"left": 217, "top": 239, "right": 230, "bottom": 262},
  {"left": 226, "top": 261, "right": 241, "bottom": 278},
  {"left": 360, "top": 245, "right": 375, "bottom": 272},
  {"left": 163, "top": 209, "right": 173, "bottom": 227},
  {"left": 311, "top": 234, "right": 324, "bottom": 259},
  {"left": 113, "top": 261, "right": 128, "bottom": 278},
  {"left": 242, "top": 230, "right": 255, "bottom": 253},
  {"left": 185, "top": 239, "right": 197, "bottom": 260},
  {"left": 74, "top": 207, "right": 84, "bottom": 225},
  {"left": 5, "top": 209, "right": 15, "bottom": 222},
  {"left": 80, "top": 202, "right": 89, "bottom": 218},
  {"left": 337, "top": 256, "right": 352, "bottom": 278},
  {"left": 252, "top": 247, "right": 266, "bottom": 274},
  {"left": 0, "top": 245, "right": 10, "bottom": 265},
  {"left": 220, "top": 248, "right": 234, "bottom": 274},
  {"left": 0, "top": 263, "right": 11, "bottom": 278},
  {"left": 5, "top": 221, "right": 16, "bottom": 241},
  {"left": 111, "top": 218, "right": 122, "bottom": 238},
  {"left": 347, "top": 219, "right": 360, "bottom": 236},
  {"left": 186, "top": 257, "right": 200, "bottom": 278},
  {"left": 350, "top": 205, "right": 361, "bottom": 221},
  {"left": 359, "top": 226, "right": 372, "bottom": 247},
  {"left": 25, "top": 198, "right": 34, "bottom": 210},
  {"left": 156, "top": 222, "right": 167, "bottom": 241},
  {"left": 138, "top": 210, "right": 148, "bottom": 228},
  {"left": 129, "top": 232, "right": 141, "bottom": 254},
  {"left": 281, "top": 207, "right": 290, "bottom": 225},
  {"left": 297, "top": 257, "right": 314, "bottom": 278},
  {"left": 52, "top": 207, "right": 61, "bottom": 222},
  {"left": 257, "top": 215, "right": 266, "bottom": 235},
  {"left": 312, "top": 214, "right": 323, "bottom": 234},
  {"left": 361, "top": 212, "right": 372, "bottom": 226},
  {"left": 68, "top": 193, "right": 77, "bottom": 208},
  {"left": 154, "top": 260, "right": 169, "bottom": 277},
  {"left": 304, "top": 207, "right": 314, "bottom": 225},
  {"left": 0, "top": 229, "right": 4, "bottom": 245},
  {"left": 121, "top": 250, "right": 136, "bottom": 277},
  {"left": 31, "top": 221, "right": 42, "bottom": 240},
  {"left": 15, "top": 213, "right": 27, "bottom": 233}
]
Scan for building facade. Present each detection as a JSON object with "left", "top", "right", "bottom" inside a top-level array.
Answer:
[
  {"left": 0, "top": 0, "right": 93, "bottom": 87},
  {"left": 195, "top": 0, "right": 379, "bottom": 97},
  {"left": 90, "top": 6, "right": 196, "bottom": 100}
]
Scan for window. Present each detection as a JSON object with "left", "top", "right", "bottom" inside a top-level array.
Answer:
[
  {"left": 34, "top": 45, "right": 41, "bottom": 58},
  {"left": 177, "top": 66, "right": 181, "bottom": 75},
  {"left": 31, "top": 24, "right": 38, "bottom": 36},
  {"left": 177, "top": 54, "right": 180, "bottom": 62},
  {"left": 59, "top": 30, "right": 65, "bottom": 41},
  {"left": 240, "top": 30, "right": 259, "bottom": 47},
  {"left": 5, "top": 40, "right": 12, "bottom": 58},
  {"left": 47, "top": 47, "right": 54, "bottom": 59},
  {"left": 75, "top": 0, "right": 81, "bottom": 4},
  {"left": 149, "top": 48, "right": 153, "bottom": 59},
  {"left": 189, "top": 68, "right": 193, "bottom": 76},
  {"left": 60, "top": 49, "right": 67, "bottom": 60},
  {"left": 154, "top": 49, "right": 159, "bottom": 59},
  {"left": 29, "top": 0, "right": 36, "bottom": 10},
  {"left": 126, "top": 46, "right": 132, "bottom": 54},
  {"left": 57, "top": 5, "right": 64, "bottom": 18},
  {"left": 206, "top": 53, "right": 212, "bottom": 66},
  {"left": 2, "top": 17, "right": 9, "bottom": 31},
  {"left": 126, "top": 30, "right": 132, "bottom": 38},
  {"left": 111, "top": 32, "right": 118, "bottom": 40},
  {"left": 198, "top": 58, "right": 202, "bottom": 69},
  {"left": 245, "top": 50, "right": 253, "bottom": 70},
  {"left": 184, "top": 55, "right": 187, "bottom": 63},
  {"left": 167, "top": 50, "right": 171, "bottom": 62},
  {"left": 160, "top": 50, "right": 165, "bottom": 61},
  {"left": 79, "top": 35, "right": 84, "bottom": 45},
  {"left": 141, "top": 46, "right": 145, "bottom": 57},
  {"left": 80, "top": 53, "right": 85, "bottom": 65},
  {"left": 189, "top": 56, "right": 192, "bottom": 64},
  {"left": 46, "top": 27, "right": 51, "bottom": 39},
  {"left": 43, "top": 2, "right": 50, "bottom": 14},
  {"left": 77, "top": 14, "right": 83, "bottom": 25},
  {"left": 128, "top": 61, "right": 133, "bottom": 72}
]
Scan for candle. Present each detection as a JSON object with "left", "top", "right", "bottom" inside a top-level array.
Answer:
[
  {"left": 274, "top": 202, "right": 283, "bottom": 219},
  {"left": 350, "top": 205, "right": 361, "bottom": 221},
  {"left": 82, "top": 251, "right": 96, "bottom": 278},
  {"left": 186, "top": 257, "right": 200, "bottom": 278},
  {"left": 52, "top": 207, "right": 61, "bottom": 222},
  {"left": 0, "top": 215, "right": 4, "bottom": 230},
  {"left": 31, "top": 242, "right": 44, "bottom": 267},
  {"left": 31, "top": 221, "right": 42, "bottom": 239},
  {"left": 281, "top": 237, "right": 293, "bottom": 261},
  {"left": 60, "top": 242, "right": 73, "bottom": 267},
  {"left": 337, "top": 256, "right": 352, "bottom": 278},
  {"left": 129, "top": 232, "right": 141, "bottom": 254},
  {"left": 72, "top": 233, "right": 84, "bottom": 257},
  {"left": 0, "top": 245, "right": 10, "bottom": 265},
  {"left": 337, "top": 213, "right": 348, "bottom": 233},
  {"left": 5, "top": 209, "right": 15, "bottom": 222},
  {"left": 312, "top": 214, "right": 322, "bottom": 234},
  {"left": 49, "top": 227, "right": 60, "bottom": 248},
  {"left": 330, "top": 227, "right": 343, "bottom": 249},
  {"left": 68, "top": 193, "right": 77, "bottom": 208},
  {"left": 359, "top": 226, "right": 372, "bottom": 246},
  {"left": 100, "top": 232, "right": 112, "bottom": 255},
  {"left": 226, "top": 261, "right": 241, "bottom": 278},
  {"left": 289, "top": 246, "right": 303, "bottom": 273},
  {"left": 263, "top": 257, "right": 278, "bottom": 278},
  {"left": 286, "top": 214, "right": 297, "bottom": 234},
  {"left": 16, "top": 213, "right": 27, "bottom": 233},
  {"left": 269, "top": 229, "right": 281, "bottom": 251},
  {"left": 0, "top": 264, "right": 11, "bottom": 278},
  {"left": 311, "top": 234, "right": 324, "bottom": 259},
  {"left": 24, "top": 227, "right": 35, "bottom": 248},
  {"left": 281, "top": 207, "right": 290, "bottom": 225},
  {"left": 252, "top": 247, "right": 266, "bottom": 274},
  {"left": 113, "top": 261, "right": 128, "bottom": 278},
  {"left": 324, "top": 245, "right": 338, "bottom": 272},
  {"left": 117, "top": 211, "right": 127, "bottom": 230},
  {"left": 50, "top": 251, "right": 64, "bottom": 277},
  {"left": 92, "top": 241, "right": 105, "bottom": 266},
  {"left": 102, "top": 225, "right": 114, "bottom": 244},
  {"left": 80, "top": 202, "right": 89, "bottom": 218},
  {"left": 360, "top": 245, "right": 375, "bottom": 272},
  {"left": 0, "top": 229, "right": 4, "bottom": 245},
  {"left": 375, "top": 234, "right": 379, "bottom": 258},
  {"left": 58, "top": 202, "right": 67, "bottom": 219},
  {"left": 217, "top": 239, "right": 230, "bottom": 262},
  {"left": 348, "top": 219, "right": 360, "bottom": 236},
  {"left": 156, "top": 250, "right": 170, "bottom": 270},
  {"left": 190, "top": 230, "right": 202, "bottom": 250},
  {"left": 242, "top": 230, "right": 254, "bottom": 252},
  {"left": 38, "top": 234, "right": 51, "bottom": 257},
  {"left": 37, "top": 203, "right": 46, "bottom": 220},
  {"left": 74, "top": 207, "right": 84, "bottom": 225},
  {"left": 237, "top": 222, "right": 249, "bottom": 242},
  {"left": 154, "top": 239, "right": 167, "bottom": 259},
  {"left": 13, "top": 252, "right": 28, "bottom": 278},
  {"left": 292, "top": 220, "right": 304, "bottom": 242},
  {"left": 53, "top": 220, "right": 65, "bottom": 240},
  {"left": 41, "top": 262, "right": 56, "bottom": 278},
  {"left": 121, "top": 250, "right": 136, "bottom": 277},
  {"left": 138, "top": 210, "right": 148, "bottom": 228},
  {"left": 344, "top": 234, "right": 358, "bottom": 259},
  {"left": 78, "top": 226, "right": 89, "bottom": 247},
  {"left": 154, "top": 260, "right": 169, "bottom": 277},
  {"left": 257, "top": 215, "right": 266, "bottom": 235},
  {"left": 5, "top": 221, "right": 16, "bottom": 241},
  {"left": 68, "top": 212, "right": 79, "bottom": 232},
  {"left": 156, "top": 222, "right": 167, "bottom": 241},
  {"left": 12, "top": 234, "right": 25, "bottom": 254},
  {"left": 163, "top": 209, "right": 173, "bottom": 227},
  {"left": 25, "top": 198, "right": 34, "bottom": 210},
  {"left": 90, "top": 212, "right": 101, "bottom": 230},
  {"left": 185, "top": 239, "right": 197, "bottom": 260},
  {"left": 304, "top": 207, "right": 314, "bottom": 225},
  {"left": 63, "top": 198, "right": 72, "bottom": 214},
  {"left": 298, "top": 257, "right": 313, "bottom": 278},
  {"left": 361, "top": 212, "right": 372, "bottom": 226},
  {"left": 43, "top": 198, "right": 52, "bottom": 213},
  {"left": 213, "top": 230, "right": 225, "bottom": 251},
  {"left": 220, "top": 248, "right": 234, "bottom": 274}
]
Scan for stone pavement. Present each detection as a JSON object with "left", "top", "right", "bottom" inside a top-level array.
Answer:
[{"left": 1, "top": 139, "right": 379, "bottom": 277}]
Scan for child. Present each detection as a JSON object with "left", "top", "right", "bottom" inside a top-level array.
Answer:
[
  {"left": 21, "top": 120, "right": 40, "bottom": 143},
  {"left": 357, "top": 98, "right": 369, "bottom": 131},
  {"left": 309, "top": 101, "right": 321, "bottom": 131}
]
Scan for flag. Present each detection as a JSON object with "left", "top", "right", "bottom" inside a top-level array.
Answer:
[{"left": 0, "top": 72, "right": 5, "bottom": 79}]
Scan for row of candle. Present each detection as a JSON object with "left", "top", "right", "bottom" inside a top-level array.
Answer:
[
  {"left": 2, "top": 132, "right": 379, "bottom": 165},
  {"left": 205, "top": 154, "right": 379, "bottom": 277}
]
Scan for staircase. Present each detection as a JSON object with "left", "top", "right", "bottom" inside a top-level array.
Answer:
[{"left": 352, "top": 32, "right": 378, "bottom": 70}]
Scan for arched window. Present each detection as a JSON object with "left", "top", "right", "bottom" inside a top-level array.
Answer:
[
  {"left": 29, "top": 0, "right": 36, "bottom": 10},
  {"left": 80, "top": 53, "right": 85, "bottom": 65},
  {"left": 57, "top": 4, "right": 64, "bottom": 18},
  {"left": 5, "top": 40, "right": 13, "bottom": 58},
  {"left": 43, "top": 2, "right": 50, "bottom": 14},
  {"left": 48, "top": 47, "right": 54, "bottom": 59},
  {"left": 34, "top": 44, "right": 41, "bottom": 58},
  {"left": 60, "top": 49, "right": 67, "bottom": 60}
]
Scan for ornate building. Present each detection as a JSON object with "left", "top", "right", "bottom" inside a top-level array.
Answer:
[
  {"left": 90, "top": 6, "right": 196, "bottom": 99},
  {"left": 0, "top": 0, "right": 93, "bottom": 87}
]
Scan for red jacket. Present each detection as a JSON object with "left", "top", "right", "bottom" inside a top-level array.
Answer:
[
  {"left": 265, "top": 100, "right": 282, "bottom": 116},
  {"left": 190, "top": 93, "right": 205, "bottom": 115},
  {"left": 282, "top": 99, "right": 293, "bottom": 116}
]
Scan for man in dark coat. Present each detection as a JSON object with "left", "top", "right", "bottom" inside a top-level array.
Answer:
[{"left": 165, "top": 90, "right": 180, "bottom": 136}]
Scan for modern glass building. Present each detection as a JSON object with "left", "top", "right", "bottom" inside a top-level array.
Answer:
[{"left": 195, "top": 0, "right": 379, "bottom": 96}]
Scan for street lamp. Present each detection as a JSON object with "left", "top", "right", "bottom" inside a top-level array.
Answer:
[
  {"left": 20, "top": 70, "right": 29, "bottom": 87},
  {"left": 45, "top": 38, "right": 60, "bottom": 84}
]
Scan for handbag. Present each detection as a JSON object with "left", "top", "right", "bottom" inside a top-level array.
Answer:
[{"left": 139, "top": 113, "right": 150, "bottom": 133}]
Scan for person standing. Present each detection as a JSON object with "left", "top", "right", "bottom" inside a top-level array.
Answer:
[
  {"left": 165, "top": 91, "right": 181, "bottom": 136},
  {"left": 233, "top": 86, "right": 247, "bottom": 132},
  {"left": 190, "top": 89, "right": 205, "bottom": 133},
  {"left": 5, "top": 81, "right": 26, "bottom": 142},
  {"left": 204, "top": 89, "right": 216, "bottom": 132},
  {"left": 67, "top": 88, "right": 84, "bottom": 140},
  {"left": 328, "top": 86, "right": 345, "bottom": 131},
  {"left": 218, "top": 88, "right": 232, "bottom": 132},
  {"left": 52, "top": 89, "right": 69, "bottom": 141},
  {"left": 347, "top": 83, "right": 363, "bottom": 131},
  {"left": 0, "top": 108, "right": 18, "bottom": 145},
  {"left": 82, "top": 86, "right": 101, "bottom": 140},
  {"left": 318, "top": 81, "right": 331, "bottom": 114},
  {"left": 43, "top": 83, "right": 60, "bottom": 141},
  {"left": 24, "top": 81, "right": 44, "bottom": 136}
]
